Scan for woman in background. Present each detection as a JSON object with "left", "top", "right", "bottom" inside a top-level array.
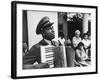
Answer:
[
  {"left": 82, "top": 33, "right": 91, "bottom": 59},
  {"left": 82, "top": 33, "right": 91, "bottom": 49},
  {"left": 75, "top": 42, "right": 90, "bottom": 66},
  {"left": 72, "top": 30, "right": 81, "bottom": 49}
]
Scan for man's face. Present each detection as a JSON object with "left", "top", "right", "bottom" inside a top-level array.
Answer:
[{"left": 42, "top": 26, "right": 55, "bottom": 40}]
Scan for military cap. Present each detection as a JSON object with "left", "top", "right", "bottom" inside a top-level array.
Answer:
[{"left": 36, "top": 16, "right": 54, "bottom": 34}]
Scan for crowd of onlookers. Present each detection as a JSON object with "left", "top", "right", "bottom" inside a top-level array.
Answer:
[{"left": 58, "top": 30, "right": 91, "bottom": 67}]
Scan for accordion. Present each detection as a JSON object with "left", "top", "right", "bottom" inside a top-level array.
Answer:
[{"left": 40, "top": 45, "right": 67, "bottom": 68}]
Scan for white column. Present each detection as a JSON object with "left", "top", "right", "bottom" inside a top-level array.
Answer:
[{"left": 83, "top": 14, "right": 89, "bottom": 33}]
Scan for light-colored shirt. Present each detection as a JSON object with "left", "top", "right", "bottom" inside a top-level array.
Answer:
[{"left": 82, "top": 39, "right": 91, "bottom": 49}]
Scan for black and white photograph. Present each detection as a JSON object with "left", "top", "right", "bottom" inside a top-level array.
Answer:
[
  {"left": 23, "top": 11, "right": 91, "bottom": 69},
  {"left": 11, "top": 1, "right": 97, "bottom": 79}
]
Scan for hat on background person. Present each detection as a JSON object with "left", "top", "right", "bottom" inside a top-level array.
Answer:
[{"left": 36, "top": 16, "right": 54, "bottom": 35}]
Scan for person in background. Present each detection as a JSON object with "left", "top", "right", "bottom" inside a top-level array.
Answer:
[
  {"left": 75, "top": 42, "right": 90, "bottom": 66},
  {"left": 23, "top": 42, "right": 29, "bottom": 56},
  {"left": 82, "top": 33, "right": 91, "bottom": 58},
  {"left": 82, "top": 33, "right": 91, "bottom": 49},
  {"left": 58, "top": 33, "right": 65, "bottom": 46},
  {"left": 72, "top": 30, "right": 81, "bottom": 49},
  {"left": 65, "top": 36, "right": 71, "bottom": 47}
]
